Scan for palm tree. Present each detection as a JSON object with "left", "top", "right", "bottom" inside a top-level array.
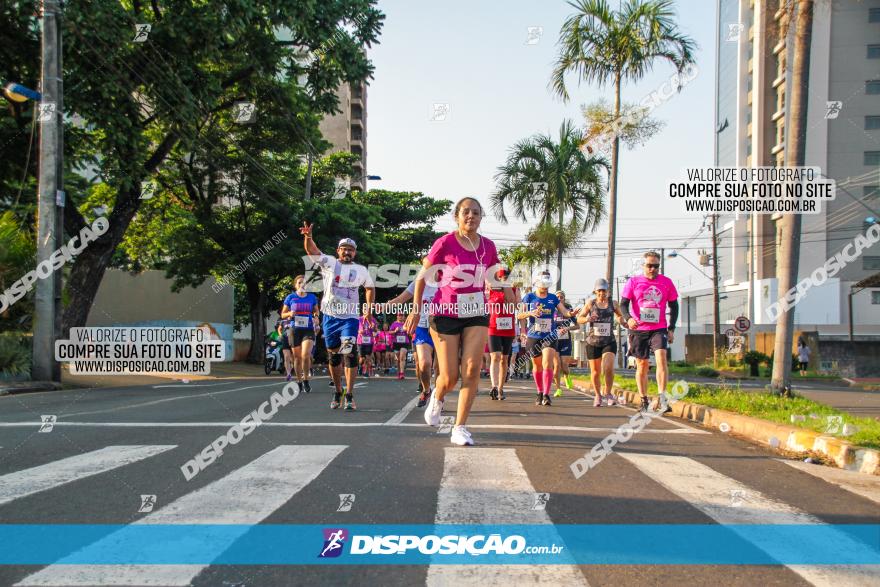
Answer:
[
  {"left": 771, "top": 0, "right": 813, "bottom": 396},
  {"left": 551, "top": 0, "right": 695, "bottom": 294},
  {"left": 492, "top": 120, "right": 607, "bottom": 290}
]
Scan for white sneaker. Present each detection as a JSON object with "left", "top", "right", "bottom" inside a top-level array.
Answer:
[
  {"left": 425, "top": 394, "right": 444, "bottom": 426},
  {"left": 450, "top": 425, "right": 474, "bottom": 446}
]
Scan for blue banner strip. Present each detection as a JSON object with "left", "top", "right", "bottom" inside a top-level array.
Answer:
[{"left": 0, "top": 525, "right": 877, "bottom": 565}]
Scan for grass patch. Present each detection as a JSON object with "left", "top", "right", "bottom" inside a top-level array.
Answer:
[{"left": 573, "top": 375, "right": 880, "bottom": 450}]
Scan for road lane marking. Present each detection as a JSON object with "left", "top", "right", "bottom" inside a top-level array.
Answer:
[
  {"left": 384, "top": 395, "right": 420, "bottom": 425},
  {"left": 151, "top": 382, "right": 237, "bottom": 389},
  {"left": 0, "top": 421, "right": 706, "bottom": 433},
  {"left": 427, "top": 448, "right": 589, "bottom": 586},
  {"left": 59, "top": 382, "right": 282, "bottom": 418},
  {"left": 778, "top": 459, "right": 880, "bottom": 506},
  {"left": 16, "top": 445, "right": 346, "bottom": 586},
  {"left": 0, "top": 445, "right": 176, "bottom": 506},
  {"left": 618, "top": 453, "right": 880, "bottom": 587}
]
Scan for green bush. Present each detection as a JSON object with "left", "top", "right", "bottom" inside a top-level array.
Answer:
[
  {"left": 696, "top": 366, "right": 719, "bottom": 378},
  {"left": 0, "top": 333, "right": 31, "bottom": 377}
]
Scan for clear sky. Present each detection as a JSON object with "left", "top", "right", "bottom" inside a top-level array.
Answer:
[{"left": 367, "top": 0, "right": 717, "bottom": 303}]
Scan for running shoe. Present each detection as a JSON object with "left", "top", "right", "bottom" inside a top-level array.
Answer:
[
  {"left": 654, "top": 395, "right": 672, "bottom": 414},
  {"left": 303, "top": 380, "right": 311, "bottom": 394},
  {"left": 296, "top": 381, "right": 304, "bottom": 394},
  {"left": 424, "top": 394, "right": 444, "bottom": 426},
  {"left": 286, "top": 373, "right": 292, "bottom": 382},
  {"left": 417, "top": 392, "right": 429, "bottom": 408},
  {"left": 499, "top": 389, "right": 506, "bottom": 401},
  {"left": 640, "top": 396, "right": 650, "bottom": 412},
  {"left": 489, "top": 387, "right": 498, "bottom": 400},
  {"left": 397, "top": 372, "right": 404, "bottom": 380},
  {"left": 535, "top": 392, "right": 543, "bottom": 406},
  {"left": 344, "top": 396, "right": 356, "bottom": 411},
  {"left": 328, "top": 380, "right": 334, "bottom": 387},
  {"left": 553, "top": 388, "right": 563, "bottom": 398},
  {"left": 450, "top": 425, "right": 474, "bottom": 446},
  {"left": 617, "top": 395, "right": 626, "bottom": 406},
  {"left": 593, "top": 395, "right": 602, "bottom": 407},
  {"left": 605, "top": 393, "right": 617, "bottom": 406},
  {"left": 541, "top": 394, "right": 552, "bottom": 406},
  {"left": 331, "top": 392, "right": 342, "bottom": 410}
]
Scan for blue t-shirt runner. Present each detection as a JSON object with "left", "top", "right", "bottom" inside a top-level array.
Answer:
[
  {"left": 522, "top": 291, "right": 561, "bottom": 340},
  {"left": 283, "top": 291, "right": 319, "bottom": 330}
]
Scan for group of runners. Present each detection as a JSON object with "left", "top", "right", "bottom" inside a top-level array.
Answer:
[{"left": 282, "top": 196, "right": 679, "bottom": 445}]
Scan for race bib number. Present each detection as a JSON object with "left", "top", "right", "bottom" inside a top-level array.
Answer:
[
  {"left": 457, "top": 292, "right": 486, "bottom": 318},
  {"left": 640, "top": 307, "right": 660, "bottom": 323},
  {"left": 534, "top": 318, "right": 552, "bottom": 333},
  {"left": 294, "top": 316, "right": 309, "bottom": 328},
  {"left": 361, "top": 336, "right": 371, "bottom": 344},
  {"left": 396, "top": 335, "right": 407, "bottom": 344},
  {"left": 592, "top": 322, "right": 612, "bottom": 337},
  {"left": 496, "top": 317, "right": 513, "bottom": 330}
]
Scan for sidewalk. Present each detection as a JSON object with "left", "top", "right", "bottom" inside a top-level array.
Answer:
[{"left": 0, "top": 361, "right": 270, "bottom": 395}]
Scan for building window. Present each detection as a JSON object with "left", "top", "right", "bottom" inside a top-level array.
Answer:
[
  {"left": 871, "top": 7, "right": 880, "bottom": 22},
  {"left": 867, "top": 116, "right": 880, "bottom": 130},
  {"left": 865, "top": 256, "right": 880, "bottom": 270},
  {"left": 873, "top": 291, "right": 880, "bottom": 305},
  {"left": 870, "top": 45, "right": 880, "bottom": 58},
  {"left": 868, "top": 80, "right": 880, "bottom": 94},
  {"left": 866, "top": 151, "right": 880, "bottom": 166}
]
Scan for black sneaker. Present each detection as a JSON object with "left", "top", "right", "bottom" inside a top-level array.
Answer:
[
  {"left": 344, "top": 395, "right": 356, "bottom": 410},
  {"left": 489, "top": 387, "right": 498, "bottom": 400},
  {"left": 296, "top": 381, "right": 304, "bottom": 394},
  {"left": 499, "top": 389, "right": 506, "bottom": 401},
  {"left": 417, "top": 392, "right": 428, "bottom": 408},
  {"left": 640, "top": 396, "right": 650, "bottom": 412},
  {"left": 331, "top": 392, "right": 342, "bottom": 409},
  {"left": 541, "top": 394, "right": 552, "bottom": 406},
  {"left": 535, "top": 393, "right": 543, "bottom": 406},
  {"left": 328, "top": 380, "right": 335, "bottom": 387},
  {"left": 303, "top": 380, "right": 311, "bottom": 394}
]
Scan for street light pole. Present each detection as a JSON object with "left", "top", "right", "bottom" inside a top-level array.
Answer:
[
  {"left": 33, "top": 0, "right": 62, "bottom": 381},
  {"left": 711, "top": 214, "right": 721, "bottom": 367}
]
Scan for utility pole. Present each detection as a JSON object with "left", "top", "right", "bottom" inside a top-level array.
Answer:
[
  {"left": 33, "top": 0, "right": 62, "bottom": 382},
  {"left": 304, "top": 151, "right": 313, "bottom": 200},
  {"left": 711, "top": 214, "right": 721, "bottom": 367},
  {"left": 660, "top": 248, "right": 665, "bottom": 274}
]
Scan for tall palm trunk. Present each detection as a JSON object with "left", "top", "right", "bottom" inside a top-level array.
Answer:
[
  {"left": 771, "top": 0, "right": 812, "bottom": 396},
  {"left": 556, "top": 207, "right": 564, "bottom": 290},
  {"left": 605, "top": 74, "right": 622, "bottom": 295}
]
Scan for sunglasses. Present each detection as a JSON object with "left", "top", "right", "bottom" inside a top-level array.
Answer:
[{"left": 645, "top": 263, "right": 660, "bottom": 269}]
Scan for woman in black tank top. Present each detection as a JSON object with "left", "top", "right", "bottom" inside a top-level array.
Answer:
[{"left": 576, "top": 279, "right": 624, "bottom": 407}]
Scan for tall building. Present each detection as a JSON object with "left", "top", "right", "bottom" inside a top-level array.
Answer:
[
  {"left": 318, "top": 81, "right": 368, "bottom": 191},
  {"left": 694, "top": 0, "right": 880, "bottom": 373}
]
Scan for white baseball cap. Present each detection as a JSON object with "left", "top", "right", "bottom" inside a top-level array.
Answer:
[{"left": 337, "top": 238, "right": 357, "bottom": 249}]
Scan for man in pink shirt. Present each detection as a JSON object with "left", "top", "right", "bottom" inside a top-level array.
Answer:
[{"left": 621, "top": 251, "right": 680, "bottom": 413}]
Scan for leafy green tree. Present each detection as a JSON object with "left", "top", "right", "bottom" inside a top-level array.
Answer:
[
  {"left": 551, "top": 0, "right": 695, "bottom": 292},
  {"left": 33, "top": 0, "right": 384, "bottom": 333},
  {"left": 491, "top": 119, "right": 607, "bottom": 289},
  {"left": 0, "top": 211, "right": 36, "bottom": 331}
]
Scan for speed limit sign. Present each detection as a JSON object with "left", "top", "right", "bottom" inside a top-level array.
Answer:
[{"left": 734, "top": 316, "right": 751, "bottom": 333}]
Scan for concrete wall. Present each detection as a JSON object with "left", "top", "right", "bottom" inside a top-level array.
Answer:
[
  {"left": 817, "top": 339, "right": 880, "bottom": 377},
  {"left": 86, "top": 269, "right": 234, "bottom": 361}
]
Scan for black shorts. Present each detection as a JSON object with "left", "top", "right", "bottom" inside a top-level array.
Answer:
[
  {"left": 280, "top": 330, "right": 292, "bottom": 350},
  {"left": 557, "top": 339, "right": 572, "bottom": 356},
  {"left": 586, "top": 341, "right": 617, "bottom": 360},
  {"left": 393, "top": 342, "right": 409, "bottom": 351},
  {"left": 525, "top": 337, "right": 557, "bottom": 358},
  {"left": 488, "top": 335, "right": 514, "bottom": 355},
  {"left": 430, "top": 315, "right": 489, "bottom": 336},
  {"left": 628, "top": 329, "right": 668, "bottom": 360},
  {"left": 291, "top": 328, "right": 315, "bottom": 347},
  {"left": 358, "top": 344, "right": 373, "bottom": 356}
]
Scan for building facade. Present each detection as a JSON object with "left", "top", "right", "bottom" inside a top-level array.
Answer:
[
  {"left": 318, "top": 82, "right": 369, "bottom": 191},
  {"left": 699, "top": 0, "right": 880, "bottom": 362}
]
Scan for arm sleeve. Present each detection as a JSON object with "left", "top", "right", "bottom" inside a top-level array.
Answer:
[
  {"left": 620, "top": 298, "right": 633, "bottom": 322},
  {"left": 668, "top": 300, "right": 679, "bottom": 330}
]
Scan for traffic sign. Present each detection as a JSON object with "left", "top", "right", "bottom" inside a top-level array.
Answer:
[
  {"left": 725, "top": 328, "right": 736, "bottom": 338},
  {"left": 734, "top": 316, "right": 751, "bottom": 333}
]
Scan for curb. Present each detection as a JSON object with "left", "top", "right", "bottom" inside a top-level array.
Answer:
[
  {"left": 0, "top": 381, "right": 64, "bottom": 396},
  {"left": 572, "top": 379, "right": 880, "bottom": 476}
]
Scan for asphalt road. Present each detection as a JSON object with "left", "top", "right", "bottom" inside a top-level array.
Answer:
[{"left": 1, "top": 373, "right": 878, "bottom": 587}]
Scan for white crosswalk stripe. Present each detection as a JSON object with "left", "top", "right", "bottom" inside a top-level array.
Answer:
[
  {"left": 15, "top": 445, "right": 346, "bottom": 586},
  {"left": 618, "top": 453, "right": 880, "bottom": 587},
  {"left": 427, "top": 447, "right": 589, "bottom": 586},
  {"left": 0, "top": 445, "right": 176, "bottom": 506}
]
